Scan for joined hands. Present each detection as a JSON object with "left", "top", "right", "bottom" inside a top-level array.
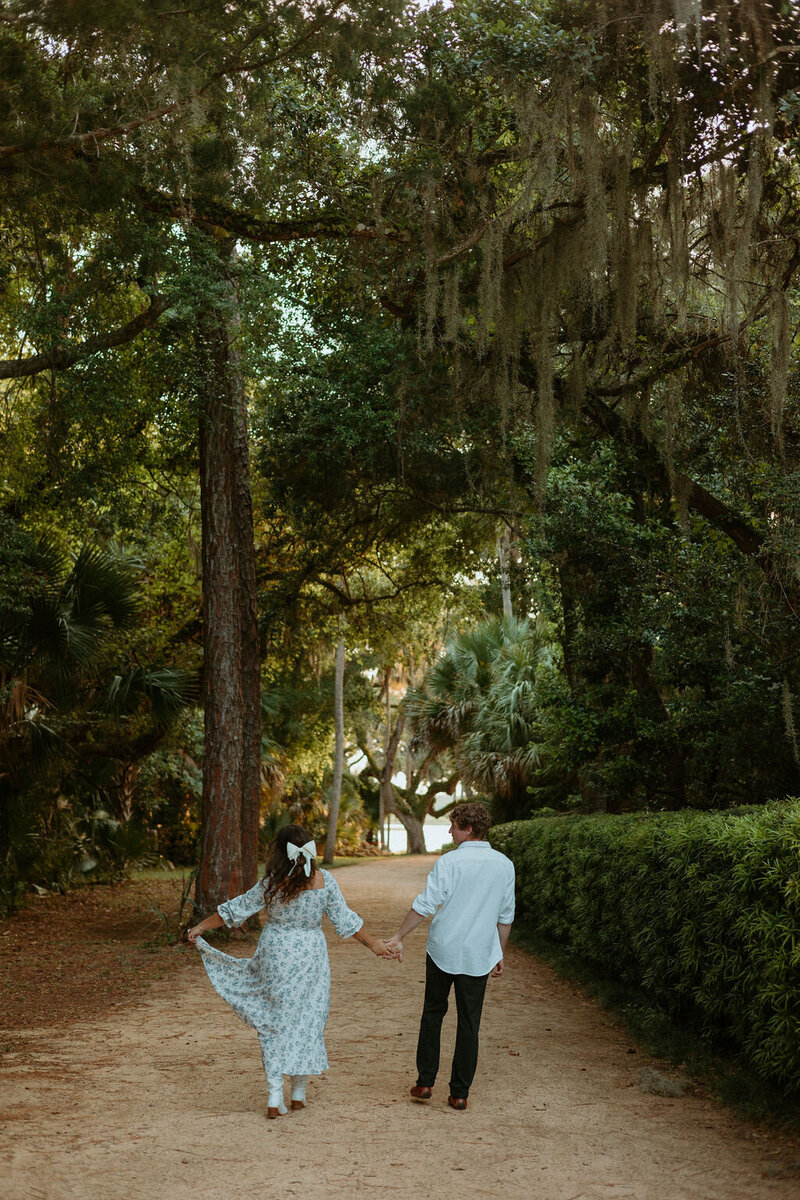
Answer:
[
  {"left": 373, "top": 937, "right": 403, "bottom": 960},
  {"left": 384, "top": 936, "right": 404, "bottom": 962}
]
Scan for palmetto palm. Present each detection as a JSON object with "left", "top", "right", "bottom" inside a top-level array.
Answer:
[
  {"left": 1, "top": 538, "right": 198, "bottom": 898},
  {"left": 407, "top": 617, "right": 513, "bottom": 752},
  {"left": 0, "top": 539, "right": 194, "bottom": 785},
  {"left": 459, "top": 624, "right": 555, "bottom": 815},
  {"left": 408, "top": 615, "right": 556, "bottom": 820},
  {"left": 1, "top": 540, "right": 137, "bottom": 761}
]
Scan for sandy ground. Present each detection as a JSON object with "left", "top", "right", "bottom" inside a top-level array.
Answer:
[{"left": 2, "top": 855, "right": 799, "bottom": 1200}]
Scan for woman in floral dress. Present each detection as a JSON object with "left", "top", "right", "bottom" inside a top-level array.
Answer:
[{"left": 188, "top": 825, "right": 392, "bottom": 1118}]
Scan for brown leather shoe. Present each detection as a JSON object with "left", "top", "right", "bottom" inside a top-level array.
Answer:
[
  {"left": 267, "top": 1107, "right": 281, "bottom": 1119},
  {"left": 410, "top": 1085, "right": 432, "bottom": 1101},
  {"left": 447, "top": 1096, "right": 467, "bottom": 1110},
  {"left": 290, "top": 1100, "right": 305, "bottom": 1111}
]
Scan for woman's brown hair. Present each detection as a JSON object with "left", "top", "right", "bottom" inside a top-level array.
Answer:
[{"left": 262, "top": 825, "right": 319, "bottom": 908}]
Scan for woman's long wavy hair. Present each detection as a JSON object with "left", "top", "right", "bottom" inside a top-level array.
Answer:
[{"left": 262, "top": 825, "right": 319, "bottom": 908}]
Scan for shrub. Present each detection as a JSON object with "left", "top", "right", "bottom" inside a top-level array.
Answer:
[{"left": 489, "top": 802, "right": 800, "bottom": 1094}]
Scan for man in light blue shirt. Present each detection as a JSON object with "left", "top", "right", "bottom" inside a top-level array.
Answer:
[{"left": 386, "top": 802, "right": 515, "bottom": 1110}]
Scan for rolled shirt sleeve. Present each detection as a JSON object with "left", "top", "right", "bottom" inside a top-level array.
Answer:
[
  {"left": 323, "top": 873, "right": 364, "bottom": 938},
  {"left": 412, "top": 857, "right": 448, "bottom": 918},
  {"left": 217, "top": 881, "right": 267, "bottom": 928}
]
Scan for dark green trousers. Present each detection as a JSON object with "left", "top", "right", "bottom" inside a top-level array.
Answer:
[{"left": 416, "top": 953, "right": 490, "bottom": 1099}]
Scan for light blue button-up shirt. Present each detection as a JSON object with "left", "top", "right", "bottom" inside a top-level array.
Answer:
[{"left": 411, "top": 840, "right": 515, "bottom": 976}]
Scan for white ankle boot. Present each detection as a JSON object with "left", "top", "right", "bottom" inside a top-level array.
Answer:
[
  {"left": 267, "top": 1071, "right": 287, "bottom": 1117},
  {"left": 290, "top": 1074, "right": 308, "bottom": 1109}
]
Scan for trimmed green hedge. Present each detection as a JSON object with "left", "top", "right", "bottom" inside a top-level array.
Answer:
[{"left": 489, "top": 803, "right": 800, "bottom": 1093}]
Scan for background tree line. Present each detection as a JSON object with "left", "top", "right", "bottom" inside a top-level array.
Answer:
[{"left": 2, "top": 0, "right": 800, "bottom": 912}]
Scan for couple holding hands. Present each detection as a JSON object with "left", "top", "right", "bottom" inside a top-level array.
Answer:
[{"left": 187, "top": 802, "right": 515, "bottom": 1117}]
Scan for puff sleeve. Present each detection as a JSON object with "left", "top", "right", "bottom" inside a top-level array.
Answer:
[
  {"left": 322, "top": 872, "right": 364, "bottom": 938},
  {"left": 217, "top": 880, "right": 267, "bottom": 928}
]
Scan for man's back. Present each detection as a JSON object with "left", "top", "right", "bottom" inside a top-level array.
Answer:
[{"left": 412, "top": 840, "right": 515, "bottom": 976}]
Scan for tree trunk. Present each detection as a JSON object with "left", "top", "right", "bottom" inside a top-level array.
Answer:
[
  {"left": 380, "top": 709, "right": 404, "bottom": 825},
  {"left": 394, "top": 808, "right": 426, "bottom": 854},
  {"left": 556, "top": 561, "right": 580, "bottom": 692},
  {"left": 196, "top": 317, "right": 243, "bottom": 910},
  {"left": 629, "top": 641, "right": 686, "bottom": 810},
  {"left": 324, "top": 638, "right": 346, "bottom": 864},
  {"left": 556, "top": 560, "right": 606, "bottom": 811},
  {"left": 498, "top": 527, "right": 513, "bottom": 620},
  {"left": 195, "top": 237, "right": 261, "bottom": 911},
  {"left": 114, "top": 763, "right": 138, "bottom": 824},
  {"left": 230, "top": 266, "right": 262, "bottom": 889},
  {"left": 378, "top": 669, "right": 391, "bottom": 850}
]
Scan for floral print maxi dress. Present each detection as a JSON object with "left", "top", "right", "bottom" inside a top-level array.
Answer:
[{"left": 195, "top": 869, "right": 363, "bottom": 1076}]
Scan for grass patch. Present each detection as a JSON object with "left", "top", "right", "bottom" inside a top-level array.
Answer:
[
  {"left": 512, "top": 921, "right": 800, "bottom": 1135},
  {"left": 323, "top": 854, "right": 396, "bottom": 869},
  {"left": 135, "top": 863, "right": 195, "bottom": 883}
]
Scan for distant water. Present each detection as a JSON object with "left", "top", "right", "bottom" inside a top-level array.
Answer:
[{"left": 386, "top": 820, "right": 451, "bottom": 855}]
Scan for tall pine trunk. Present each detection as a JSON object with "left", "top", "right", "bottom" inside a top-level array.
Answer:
[
  {"left": 378, "top": 669, "right": 391, "bottom": 850},
  {"left": 379, "top": 708, "right": 401, "bottom": 848},
  {"left": 230, "top": 274, "right": 262, "bottom": 889},
  {"left": 195, "top": 236, "right": 261, "bottom": 912}
]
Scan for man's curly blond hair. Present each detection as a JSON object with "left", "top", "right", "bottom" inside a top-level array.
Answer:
[{"left": 451, "top": 802, "right": 492, "bottom": 840}]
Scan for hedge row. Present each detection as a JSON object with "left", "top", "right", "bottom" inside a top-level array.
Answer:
[{"left": 489, "top": 803, "right": 800, "bottom": 1093}]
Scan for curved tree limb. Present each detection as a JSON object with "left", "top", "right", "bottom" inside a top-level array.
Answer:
[
  {"left": 0, "top": 294, "right": 171, "bottom": 380},
  {"left": 138, "top": 189, "right": 412, "bottom": 246},
  {"left": 515, "top": 341, "right": 800, "bottom": 620},
  {"left": 580, "top": 389, "right": 767, "bottom": 560}
]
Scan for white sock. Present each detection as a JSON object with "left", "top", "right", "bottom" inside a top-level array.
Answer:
[
  {"left": 290, "top": 1074, "right": 308, "bottom": 1103},
  {"left": 267, "top": 1071, "right": 287, "bottom": 1114}
]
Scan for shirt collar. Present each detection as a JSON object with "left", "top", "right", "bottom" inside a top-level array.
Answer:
[{"left": 455, "top": 840, "right": 489, "bottom": 849}]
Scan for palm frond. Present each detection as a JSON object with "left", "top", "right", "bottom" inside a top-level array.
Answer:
[
  {"left": 29, "top": 535, "right": 69, "bottom": 583},
  {"left": 65, "top": 544, "right": 141, "bottom": 630},
  {"left": 105, "top": 668, "right": 198, "bottom": 726}
]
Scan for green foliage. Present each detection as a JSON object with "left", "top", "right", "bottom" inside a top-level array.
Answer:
[
  {"left": 137, "top": 716, "right": 204, "bottom": 866},
  {"left": 409, "top": 614, "right": 560, "bottom": 820},
  {"left": 490, "top": 804, "right": 800, "bottom": 1094},
  {"left": 521, "top": 439, "right": 800, "bottom": 811},
  {"left": 0, "top": 530, "right": 197, "bottom": 907},
  {"left": 252, "top": 294, "right": 497, "bottom": 670},
  {"left": 0, "top": 791, "right": 158, "bottom": 915},
  {"left": 3, "top": 0, "right": 800, "bottom": 901},
  {"left": 144, "top": 867, "right": 200, "bottom": 949},
  {"left": 272, "top": 767, "right": 375, "bottom": 856}
]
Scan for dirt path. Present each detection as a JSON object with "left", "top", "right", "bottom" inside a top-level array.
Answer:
[{"left": 2, "top": 856, "right": 798, "bottom": 1200}]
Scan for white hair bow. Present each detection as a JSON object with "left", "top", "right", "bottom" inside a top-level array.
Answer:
[{"left": 286, "top": 839, "right": 317, "bottom": 876}]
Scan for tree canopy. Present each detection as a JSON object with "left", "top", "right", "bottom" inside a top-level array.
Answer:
[{"left": 3, "top": 0, "right": 800, "bottom": 907}]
